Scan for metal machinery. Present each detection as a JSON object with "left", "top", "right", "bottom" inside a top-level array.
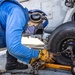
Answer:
[{"left": 21, "top": 0, "right": 75, "bottom": 75}]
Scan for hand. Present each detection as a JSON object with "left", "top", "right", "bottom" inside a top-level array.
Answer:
[
  {"left": 30, "top": 49, "right": 55, "bottom": 65},
  {"left": 38, "top": 49, "right": 55, "bottom": 63}
]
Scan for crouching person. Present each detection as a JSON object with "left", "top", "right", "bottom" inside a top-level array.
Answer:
[{"left": 0, "top": 0, "right": 54, "bottom": 70}]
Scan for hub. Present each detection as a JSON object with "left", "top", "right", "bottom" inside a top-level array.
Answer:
[{"left": 60, "top": 39, "right": 75, "bottom": 59}]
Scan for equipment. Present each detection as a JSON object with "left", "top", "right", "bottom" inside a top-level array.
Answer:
[
  {"left": 22, "top": 1, "right": 75, "bottom": 71},
  {"left": 28, "top": 44, "right": 75, "bottom": 75},
  {"left": 48, "top": 21, "right": 75, "bottom": 66},
  {"left": 30, "top": 46, "right": 75, "bottom": 75}
]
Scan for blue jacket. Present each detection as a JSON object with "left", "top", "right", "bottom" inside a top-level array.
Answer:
[{"left": 0, "top": 0, "right": 39, "bottom": 63}]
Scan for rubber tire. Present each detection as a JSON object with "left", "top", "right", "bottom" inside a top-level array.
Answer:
[{"left": 48, "top": 21, "right": 75, "bottom": 65}]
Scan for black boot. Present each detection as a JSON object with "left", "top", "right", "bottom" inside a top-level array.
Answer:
[{"left": 5, "top": 51, "right": 28, "bottom": 70}]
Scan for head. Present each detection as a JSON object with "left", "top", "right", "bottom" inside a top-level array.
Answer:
[{"left": 26, "top": 9, "right": 48, "bottom": 35}]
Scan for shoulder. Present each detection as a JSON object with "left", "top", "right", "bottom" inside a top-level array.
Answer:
[{"left": 1, "top": 1, "right": 24, "bottom": 12}]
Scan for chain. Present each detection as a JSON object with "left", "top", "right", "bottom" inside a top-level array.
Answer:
[{"left": 30, "top": 59, "right": 45, "bottom": 75}]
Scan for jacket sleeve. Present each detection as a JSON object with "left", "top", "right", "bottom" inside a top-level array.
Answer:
[{"left": 6, "top": 6, "right": 39, "bottom": 61}]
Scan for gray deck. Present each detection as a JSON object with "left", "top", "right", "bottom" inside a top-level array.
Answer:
[{"left": 0, "top": 50, "right": 72, "bottom": 75}]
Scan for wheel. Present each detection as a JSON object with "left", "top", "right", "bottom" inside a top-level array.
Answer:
[{"left": 48, "top": 21, "right": 75, "bottom": 65}]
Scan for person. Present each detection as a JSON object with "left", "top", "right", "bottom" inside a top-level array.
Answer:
[{"left": 0, "top": 0, "right": 54, "bottom": 70}]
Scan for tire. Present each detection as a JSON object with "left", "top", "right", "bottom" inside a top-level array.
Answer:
[{"left": 48, "top": 21, "right": 75, "bottom": 65}]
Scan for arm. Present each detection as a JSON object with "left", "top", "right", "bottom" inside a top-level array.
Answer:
[{"left": 6, "top": 6, "right": 39, "bottom": 63}]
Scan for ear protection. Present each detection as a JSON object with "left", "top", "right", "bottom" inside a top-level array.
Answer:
[{"left": 29, "top": 9, "right": 48, "bottom": 28}]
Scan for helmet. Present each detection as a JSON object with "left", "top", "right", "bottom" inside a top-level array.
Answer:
[
  {"left": 25, "top": 9, "right": 49, "bottom": 35},
  {"left": 29, "top": 9, "right": 48, "bottom": 28}
]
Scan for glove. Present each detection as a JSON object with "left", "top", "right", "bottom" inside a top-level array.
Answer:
[
  {"left": 30, "top": 49, "right": 55, "bottom": 65},
  {"left": 30, "top": 58, "right": 38, "bottom": 65},
  {"left": 38, "top": 49, "right": 54, "bottom": 63}
]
